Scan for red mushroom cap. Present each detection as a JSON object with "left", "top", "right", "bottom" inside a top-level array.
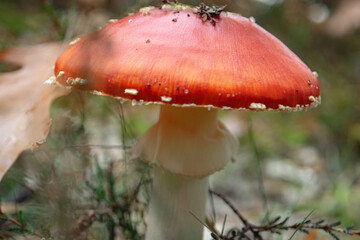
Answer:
[{"left": 54, "top": 5, "right": 320, "bottom": 111}]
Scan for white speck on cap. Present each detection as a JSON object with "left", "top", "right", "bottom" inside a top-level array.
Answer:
[
  {"left": 145, "top": 101, "right": 164, "bottom": 105},
  {"left": 44, "top": 76, "right": 57, "bottom": 85},
  {"left": 92, "top": 90, "right": 104, "bottom": 96},
  {"left": 66, "top": 77, "right": 87, "bottom": 85},
  {"left": 66, "top": 77, "right": 74, "bottom": 85},
  {"left": 204, "top": 105, "right": 215, "bottom": 111},
  {"left": 57, "top": 71, "right": 65, "bottom": 78},
  {"left": 277, "top": 96, "right": 321, "bottom": 112},
  {"left": 77, "top": 78, "right": 87, "bottom": 85},
  {"left": 249, "top": 103, "right": 266, "bottom": 110},
  {"left": 161, "top": 96, "right": 172, "bottom": 102},
  {"left": 124, "top": 89, "right": 139, "bottom": 95},
  {"left": 249, "top": 16, "right": 256, "bottom": 23},
  {"left": 181, "top": 103, "right": 197, "bottom": 107},
  {"left": 161, "top": 3, "right": 195, "bottom": 12},
  {"left": 139, "top": 6, "right": 155, "bottom": 15},
  {"left": 69, "top": 38, "right": 81, "bottom": 46},
  {"left": 204, "top": 105, "right": 215, "bottom": 108},
  {"left": 131, "top": 99, "right": 146, "bottom": 106},
  {"left": 278, "top": 104, "right": 292, "bottom": 112}
]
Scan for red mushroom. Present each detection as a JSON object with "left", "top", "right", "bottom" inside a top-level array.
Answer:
[{"left": 49, "top": 3, "right": 320, "bottom": 240}]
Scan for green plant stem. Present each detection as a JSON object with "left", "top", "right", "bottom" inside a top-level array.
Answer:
[{"left": 248, "top": 115, "right": 269, "bottom": 222}]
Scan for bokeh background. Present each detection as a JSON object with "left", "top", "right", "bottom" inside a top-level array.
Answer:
[{"left": 0, "top": 0, "right": 359, "bottom": 239}]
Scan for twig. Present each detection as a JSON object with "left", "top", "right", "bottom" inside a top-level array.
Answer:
[
  {"left": 190, "top": 211, "right": 219, "bottom": 239},
  {"left": 0, "top": 208, "right": 43, "bottom": 238},
  {"left": 208, "top": 190, "right": 360, "bottom": 240},
  {"left": 69, "top": 210, "right": 98, "bottom": 238},
  {"left": 288, "top": 209, "right": 315, "bottom": 239},
  {"left": 208, "top": 190, "right": 262, "bottom": 239}
]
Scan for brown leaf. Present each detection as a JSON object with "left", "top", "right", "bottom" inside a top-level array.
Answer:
[
  {"left": 0, "top": 42, "right": 70, "bottom": 181},
  {"left": 304, "top": 229, "right": 318, "bottom": 240}
]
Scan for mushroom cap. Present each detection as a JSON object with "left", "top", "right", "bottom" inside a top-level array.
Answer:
[{"left": 54, "top": 5, "right": 320, "bottom": 111}]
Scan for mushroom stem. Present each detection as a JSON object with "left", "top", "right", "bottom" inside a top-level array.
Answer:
[
  {"left": 146, "top": 167, "right": 208, "bottom": 240},
  {"left": 135, "top": 105, "right": 238, "bottom": 177},
  {"left": 134, "top": 105, "right": 238, "bottom": 240}
]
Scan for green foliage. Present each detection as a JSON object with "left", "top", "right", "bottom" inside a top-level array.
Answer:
[{"left": 0, "top": 2, "right": 29, "bottom": 36}]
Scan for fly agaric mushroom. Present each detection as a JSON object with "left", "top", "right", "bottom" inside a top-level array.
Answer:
[{"left": 49, "top": 3, "right": 320, "bottom": 240}]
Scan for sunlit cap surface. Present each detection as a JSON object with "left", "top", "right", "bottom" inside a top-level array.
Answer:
[{"left": 54, "top": 5, "right": 320, "bottom": 111}]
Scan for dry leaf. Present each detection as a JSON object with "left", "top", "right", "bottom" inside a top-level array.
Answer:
[
  {"left": 304, "top": 229, "right": 318, "bottom": 240},
  {"left": 0, "top": 42, "right": 70, "bottom": 181}
]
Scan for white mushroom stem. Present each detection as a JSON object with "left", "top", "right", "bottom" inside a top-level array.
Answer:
[
  {"left": 146, "top": 167, "right": 208, "bottom": 240},
  {"left": 134, "top": 105, "right": 238, "bottom": 240},
  {"left": 135, "top": 106, "right": 238, "bottom": 177}
]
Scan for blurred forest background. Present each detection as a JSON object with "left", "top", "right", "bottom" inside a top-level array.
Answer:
[{"left": 0, "top": 0, "right": 359, "bottom": 239}]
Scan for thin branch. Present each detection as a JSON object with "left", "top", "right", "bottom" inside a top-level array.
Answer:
[
  {"left": 208, "top": 190, "right": 360, "bottom": 240},
  {"left": 209, "top": 190, "right": 250, "bottom": 228},
  {"left": 288, "top": 209, "right": 315, "bottom": 240},
  {"left": 0, "top": 209, "right": 43, "bottom": 238}
]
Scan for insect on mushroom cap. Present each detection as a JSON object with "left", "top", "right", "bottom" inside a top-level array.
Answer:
[{"left": 54, "top": 3, "right": 320, "bottom": 112}]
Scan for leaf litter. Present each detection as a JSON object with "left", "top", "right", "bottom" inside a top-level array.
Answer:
[{"left": 0, "top": 42, "right": 70, "bottom": 181}]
